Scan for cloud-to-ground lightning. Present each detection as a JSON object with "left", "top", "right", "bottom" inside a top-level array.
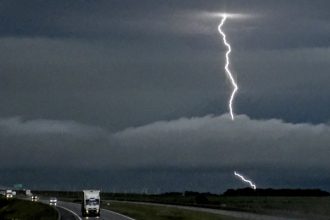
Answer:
[
  {"left": 218, "top": 14, "right": 238, "bottom": 120},
  {"left": 234, "top": 171, "right": 256, "bottom": 190},
  {"left": 214, "top": 13, "right": 255, "bottom": 190}
]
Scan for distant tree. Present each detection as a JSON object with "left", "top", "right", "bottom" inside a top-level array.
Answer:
[
  {"left": 195, "top": 194, "right": 209, "bottom": 204},
  {"left": 184, "top": 191, "right": 200, "bottom": 196},
  {"left": 222, "top": 188, "right": 330, "bottom": 197}
]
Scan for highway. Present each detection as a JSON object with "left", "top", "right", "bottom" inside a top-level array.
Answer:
[
  {"left": 56, "top": 206, "right": 77, "bottom": 220},
  {"left": 40, "top": 198, "right": 301, "bottom": 220},
  {"left": 55, "top": 201, "right": 135, "bottom": 220}
]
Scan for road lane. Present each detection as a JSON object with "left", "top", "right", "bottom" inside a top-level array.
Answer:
[
  {"left": 56, "top": 206, "right": 79, "bottom": 220},
  {"left": 39, "top": 199, "right": 79, "bottom": 220},
  {"left": 58, "top": 201, "right": 134, "bottom": 220}
]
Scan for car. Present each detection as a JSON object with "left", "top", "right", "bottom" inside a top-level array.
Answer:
[
  {"left": 31, "top": 195, "right": 38, "bottom": 202},
  {"left": 49, "top": 197, "right": 57, "bottom": 206},
  {"left": 5, "top": 193, "right": 13, "bottom": 199}
]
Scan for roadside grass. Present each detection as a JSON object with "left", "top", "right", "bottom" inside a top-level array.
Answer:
[
  {"left": 104, "top": 194, "right": 330, "bottom": 218},
  {"left": 0, "top": 198, "right": 58, "bottom": 220},
  {"left": 121, "top": 196, "right": 330, "bottom": 219},
  {"left": 103, "top": 201, "right": 240, "bottom": 220},
  {"left": 209, "top": 196, "right": 330, "bottom": 218}
]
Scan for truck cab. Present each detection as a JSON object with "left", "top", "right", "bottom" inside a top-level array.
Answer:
[
  {"left": 81, "top": 190, "right": 101, "bottom": 217},
  {"left": 31, "top": 195, "right": 38, "bottom": 202},
  {"left": 5, "top": 190, "right": 13, "bottom": 199}
]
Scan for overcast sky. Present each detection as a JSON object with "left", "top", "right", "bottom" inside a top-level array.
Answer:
[{"left": 0, "top": 0, "right": 330, "bottom": 192}]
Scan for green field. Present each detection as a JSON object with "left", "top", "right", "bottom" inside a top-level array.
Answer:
[
  {"left": 111, "top": 195, "right": 330, "bottom": 219},
  {"left": 104, "top": 201, "right": 239, "bottom": 220},
  {"left": 105, "top": 193, "right": 330, "bottom": 218},
  {"left": 208, "top": 196, "right": 330, "bottom": 218},
  {"left": 101, "top": 197, "right": 330, "bottom": 220},
  {"left": 0, "top": 198, "right": 58, "bottom": 220}
]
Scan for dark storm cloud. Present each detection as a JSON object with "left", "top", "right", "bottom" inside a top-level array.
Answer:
[
  {"left": 1, "top": 0, "right": 330, "bottom": 49},
  {"left": 0, "top": 0, "right": 330, "bottom": 191},
  {"left": 0, "top": 116, "right": 105, "bottom": 136},
  {"left": 1, "top": 115, "right": 330, "bottom": 191},
  {"left": 0, "top": 1, "right": 329, "bottom": 126},
  {"left": 0, "top": 36, "right": 227, "bottom": 129}
]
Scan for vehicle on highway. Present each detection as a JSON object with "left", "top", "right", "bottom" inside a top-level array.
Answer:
[
  {"left": 5, "top": 190, "right": 14, "bottom": 199},
  {"left": 81, "top": 190, "right": 101, "bottom": 217},
  {"left": 31, "top": 195, "right": 38, "bottom": 202},
  {"left": 25, "top": 189, "right": 32, "bottom": 197},
  {"left": 49, "top": 197, "right": 57, "bottom": 206}
]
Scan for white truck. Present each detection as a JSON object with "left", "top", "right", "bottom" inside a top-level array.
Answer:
[
  {"left": 5, "top": 190, "right": 14, "bottom": 198},
  {"left": 25, "top": 189, "right": 32, "bottom": 197},
  {"left": 81, "top": 190, "right": 101, "bottom": 217}
]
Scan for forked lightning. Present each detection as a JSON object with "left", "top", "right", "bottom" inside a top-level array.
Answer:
[
  {"left": 218, "top": 14, "right": 238, "bottom": 120},
  {"left": 217, "top": 13, "right": 256, "bottom": 190},
  {"left": 234, "top": 171, "right": 256, "bottom": 190}
]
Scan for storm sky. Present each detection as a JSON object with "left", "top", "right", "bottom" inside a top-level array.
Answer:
[{"left": 0, "top": 0, "right": 330, "bottom": 192}]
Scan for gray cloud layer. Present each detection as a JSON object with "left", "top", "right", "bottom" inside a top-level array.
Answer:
[
  {"left": 1, "top": 115, "right": 329, "bottom": 191},
  {"left": 0, "top": 1, "right": 329, "bottom": 128},
  {"left": 0, "top": 0, "right": 330, "bottom": 191},
  {"left": 113, "top": 114, "right": 330, "bottom": 169}
]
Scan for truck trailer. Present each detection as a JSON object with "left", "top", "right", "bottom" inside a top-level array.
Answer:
[{"left": 81, "top": 190, "right": 101, "bottom": 217}]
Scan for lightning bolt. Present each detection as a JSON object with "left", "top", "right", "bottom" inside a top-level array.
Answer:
[
  {"left": 234, "top": 171, "right": 256, "bottom": 190},
  {"left": 217, "top": 14, "right": 255, "bottom": 191},
  {"left": 218, "top": 14, "right": 238, "bottom": 120}
]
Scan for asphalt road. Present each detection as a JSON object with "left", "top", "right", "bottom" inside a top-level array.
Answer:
[
  {"left": 56, "top": 206, "right": 77, "bottom": 220},
  {"left": 55, "top": 201, "right": 135, "bottom": 220},
  {"left": 41, "top": 198, "right": 302, "bottom": 220}
]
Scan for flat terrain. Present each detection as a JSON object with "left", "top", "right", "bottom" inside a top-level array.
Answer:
[
  {"left": 213, "top": 196, "right": 330, "bottom": 219},
  {"left": 106, "top": 201, "right": 299, "bottom": 220},
  {"left": 57, "top": 201, "right": 135, "bottom": 220},
  {"left": 105, "top": 193, "right": 330, "bottom": 219},
  {"left": 37, "top": 191, "right": 330, "bottom": 219},
  {"left": 0, "top": 198, "right": 58, "bottom": 220},
  {"left": 104, "top": 201, "right": 240, "bottom": 220}
]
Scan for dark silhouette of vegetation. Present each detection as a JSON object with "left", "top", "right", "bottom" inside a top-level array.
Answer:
[
  {"left": 223, "top": 188, "right": 330, "bottom": 196},
  {"left": 195, "top": 194, "right": 209, "bottom": 204}
]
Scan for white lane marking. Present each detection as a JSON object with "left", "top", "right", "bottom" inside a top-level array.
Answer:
[
  {"left": 102, "top": 208, "right": 135, "bottom": 220},
  {"left": 57, "top": 205, "right": 82, "bottom": 220},
  {"left": 58, "top": 201, "right": 134, "bottom": 220}
]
